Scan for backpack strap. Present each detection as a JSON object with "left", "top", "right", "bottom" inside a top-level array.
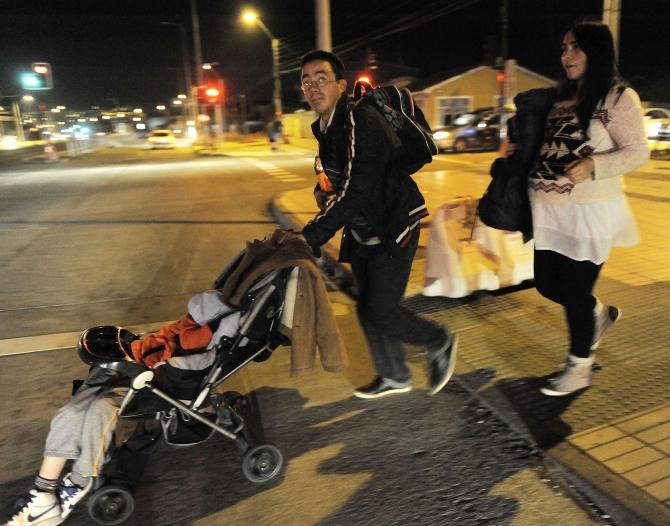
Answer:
[
  {"left": 400, "top": 88, "right": 415, "bottom": 119},
  {"left": 353, "top": 80, "right": 374, "bottom": 101}
]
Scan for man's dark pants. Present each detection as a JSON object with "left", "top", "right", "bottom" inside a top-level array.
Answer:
[{"left": 350, "top": 228, "right": 446, "bottom": 383}]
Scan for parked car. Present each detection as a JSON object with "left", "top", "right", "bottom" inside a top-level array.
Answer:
[
  {"left": 147, "top": 129, "right": 176, "bottom": 149},
  {"left": 643, "top": 107, "right": 670, "bottom": 141},
  {"left": 433, "top": 110, "right": 501, "bottom": 153}
]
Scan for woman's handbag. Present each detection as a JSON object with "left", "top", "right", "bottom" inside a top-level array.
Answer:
[{"left": 477, "top": 157, "right": 532, "bottom": 236}]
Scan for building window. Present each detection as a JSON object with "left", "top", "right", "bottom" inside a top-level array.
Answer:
[{"left": 436, "top": 96, "right": 472, "bottom": 126}]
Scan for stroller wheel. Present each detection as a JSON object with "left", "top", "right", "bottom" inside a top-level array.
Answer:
[
  {"left": 242, "top": 444, "right": 283, "bottom": 484},
  {"left": 87, "top": 485, "right": 135, "bottom": 525}
]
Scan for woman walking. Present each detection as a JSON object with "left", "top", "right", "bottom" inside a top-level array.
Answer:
[{"left": 528, "top": 20, "right": 649, "bottom": 395}]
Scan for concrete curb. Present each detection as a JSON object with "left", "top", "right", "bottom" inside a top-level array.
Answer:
[{"left": 454, "top": 362, "right": 667, "bottom": 526}]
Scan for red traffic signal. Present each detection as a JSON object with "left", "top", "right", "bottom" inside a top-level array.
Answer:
[
  {"left": 496, "top": 71, "right": 505, "bottom": 84},
  {"left": 198, "top": 85, "right": 222, "bottom": 104}
]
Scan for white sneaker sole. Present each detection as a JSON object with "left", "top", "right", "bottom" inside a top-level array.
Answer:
[
  {"left": 539, "top": 383, "right": 591, "bottom": 396},
  {"left": 353, "top": 386, "right": 412, "bottom": 399}
]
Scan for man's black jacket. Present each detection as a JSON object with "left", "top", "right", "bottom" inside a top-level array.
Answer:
[{"left": 302, "top": 94, "right": 428, "bottom": 262}]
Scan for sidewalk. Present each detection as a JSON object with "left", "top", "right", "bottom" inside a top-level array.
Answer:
[
  {"left": 195, "top": 134, "right": 317, "bottom": 157},
  {"left": 271, "top": 163, "right": 670, "bottom": 526}
]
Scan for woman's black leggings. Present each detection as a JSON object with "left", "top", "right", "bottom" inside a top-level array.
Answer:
[{"left": 534, "top": 249, "right": 603, "bottom": 358}]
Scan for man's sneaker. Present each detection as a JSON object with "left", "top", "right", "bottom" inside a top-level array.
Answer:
[
  {"left": 7, "top": 489, "right": 62, "bottom": 526},
  {"left": 57, "top": 473, "right": 92, "bottom": 520},
  {"left": 540, "top": 361, "right": 592, "bottom": 396},
  {"left": 427, "top": 333, "right": 459, "bottom": 396},
  {"left": 591, "top": 305, "right": 621, "bottom": 350},
  {"left": 353, "top": 377, "right": 412, "bottom": 399}
]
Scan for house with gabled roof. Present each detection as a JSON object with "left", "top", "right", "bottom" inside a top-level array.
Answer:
[{"left": 407, "top": 61, "right": 556, "bottom": 130}]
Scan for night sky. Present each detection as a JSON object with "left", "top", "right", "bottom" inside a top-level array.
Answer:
[{"left": 1, "top": 0, "right": 668, "bottom": 111}]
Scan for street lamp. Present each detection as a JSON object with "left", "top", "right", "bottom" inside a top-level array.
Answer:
[
  {"left": 241, "top": 9, "right": 282, "bottom": 116},
  {"left": 160, "top": 21, "right": 196, "bottom": 124}
]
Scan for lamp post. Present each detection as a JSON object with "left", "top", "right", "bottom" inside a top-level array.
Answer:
[
  {"left": 160, "top": 21, "right": 196, "bottom": 128},
  {"left": 241, "top": 9, "right": 282, "bottom": 117}
]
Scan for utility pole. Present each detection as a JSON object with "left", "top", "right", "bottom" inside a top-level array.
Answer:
[
  {"left": 12, "top": 100, "right": 25, "bottom": 141},
  {"left": 602, "top": 0, "right": 622, "bottom": 60},
  {"left": 271, "top": 37, "right": 282, "bottom": 116},
  {"left": 190, "top": 0, "right": 204, "bottom": 86},
  {"left": 315, "top": 0, "right": 332, "bottom": 51},
  {"left": 500, "top": 0, "right": 508, "bottom": 63}
]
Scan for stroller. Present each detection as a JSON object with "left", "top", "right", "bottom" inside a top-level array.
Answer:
[{"left": 75, "top": 256, "right": 297, "bottom": 525}]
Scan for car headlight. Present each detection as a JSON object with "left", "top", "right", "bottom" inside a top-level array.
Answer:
[
  {"left": 433, "top": 130, "right": 450, "bottom": 140},
  {"left": 648, "top": 122, "right": 662, "bottom": 138}
]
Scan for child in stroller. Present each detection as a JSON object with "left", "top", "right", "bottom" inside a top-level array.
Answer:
[{"left": 6, "top": 230, "right": 347, "bottom": 526}]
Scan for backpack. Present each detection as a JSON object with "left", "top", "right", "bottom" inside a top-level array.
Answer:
[{"left": 352, "top": 80, "right": 438, "bottom": 174}]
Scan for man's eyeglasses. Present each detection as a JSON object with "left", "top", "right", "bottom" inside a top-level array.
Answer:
[{"left": 301, "top": 78, "right": 338, "bottom": 91}]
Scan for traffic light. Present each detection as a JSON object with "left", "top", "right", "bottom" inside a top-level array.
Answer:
[
  {"left": 367, "top": 52, "right": 378, "bottom": 71},
  {"left": 197, "top": 84, "right": 222, "bottom": 105},
  {"left": 496, "top": 71, "right": 505, "bottom": 85},
  {"left": 21, "top": 62, "right": 53, "bottom": 90}
]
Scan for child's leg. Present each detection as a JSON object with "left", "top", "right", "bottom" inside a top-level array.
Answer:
[
  {"left": 37, "top": 456, "right": 67, "bottom": 483},
  {"left": 69, "top": 389, "right": 124, "bottom": 486}
]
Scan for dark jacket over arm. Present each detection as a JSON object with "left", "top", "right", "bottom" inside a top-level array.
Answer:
[{"left": 302, "top": 94, "right": 427, "bottom": 260}]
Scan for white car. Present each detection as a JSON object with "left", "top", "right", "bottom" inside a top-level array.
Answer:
[
  {"left": 147, "top": 129, "right": 176, "bottom": 149},
  {"left": 643, "top": 108, "right": 670, "bottom": 141}
]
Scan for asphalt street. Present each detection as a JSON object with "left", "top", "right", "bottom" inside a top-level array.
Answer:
[{"left": 4, "top": 138, "right": 666, "bottom": 524}]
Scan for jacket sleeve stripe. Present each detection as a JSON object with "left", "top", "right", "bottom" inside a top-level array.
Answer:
[{"left": 309, "top": 110, "right": 356, "bottom": 225}]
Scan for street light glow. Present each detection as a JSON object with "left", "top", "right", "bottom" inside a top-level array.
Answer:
[
  {"left": 242, "top": 9, "right": 258, "bottom": 24},
  {"left": 172, "top": 100, "right": 183, "bottom": 105},
  {"left": 177, "top": 94, "right": 187, "bottom": 99},
  {"left": 202, "top": 64, "right": 212, "bottom": 70},
  {"left": 22, "top": 95, "right": 35, "bottom": 102},
  {"left": 156, "top": 105, "right": 166, "bottom": 110},
  {"left": 133, "top": 108, "right": 143, "bottom": 113}
]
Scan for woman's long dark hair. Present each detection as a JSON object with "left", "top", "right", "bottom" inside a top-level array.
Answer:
[{"left": 557, "top": 20, "right": 625, "bottom": 137}]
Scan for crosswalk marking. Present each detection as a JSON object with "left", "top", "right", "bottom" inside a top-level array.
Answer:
[{"left": 243, "top": 158, "right": 307, "bottom": 183}]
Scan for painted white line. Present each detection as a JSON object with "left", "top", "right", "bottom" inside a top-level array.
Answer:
[{"left": 0, "top": 322, "right": 170, "bottom": 357}]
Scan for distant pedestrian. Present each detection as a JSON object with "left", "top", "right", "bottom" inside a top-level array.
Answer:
[
  {"left": 516, "top": 20, "right": 648, "bottom": 395},
  {"left": 268, "top": 114, "right": 282, "bottom": 151},
  {"left": 298, "top": 49, "right": 457, "bottom": 399}
]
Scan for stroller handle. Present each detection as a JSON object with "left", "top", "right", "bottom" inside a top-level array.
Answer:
[{"left": 239, "top": 284, "right": 276, "bottom": 337}]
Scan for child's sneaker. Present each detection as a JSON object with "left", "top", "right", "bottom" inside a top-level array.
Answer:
[
  {"left": 57, "top": 473, "right": 92, "bottom": 520},
  {"left": 7, "top": 489, "right": 62, "bottom": 526}
]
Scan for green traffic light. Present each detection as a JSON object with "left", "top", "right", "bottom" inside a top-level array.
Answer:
[
  {"left": 21, "top": 63, "right": 52, "bottom": 90},
  {"left": 21, "top": 73, "right": 42, "bottom": 89}
]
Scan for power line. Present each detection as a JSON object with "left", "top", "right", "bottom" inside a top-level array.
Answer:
[{"left": 278, "top": 0, "right": 481, "bottom": 73}]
